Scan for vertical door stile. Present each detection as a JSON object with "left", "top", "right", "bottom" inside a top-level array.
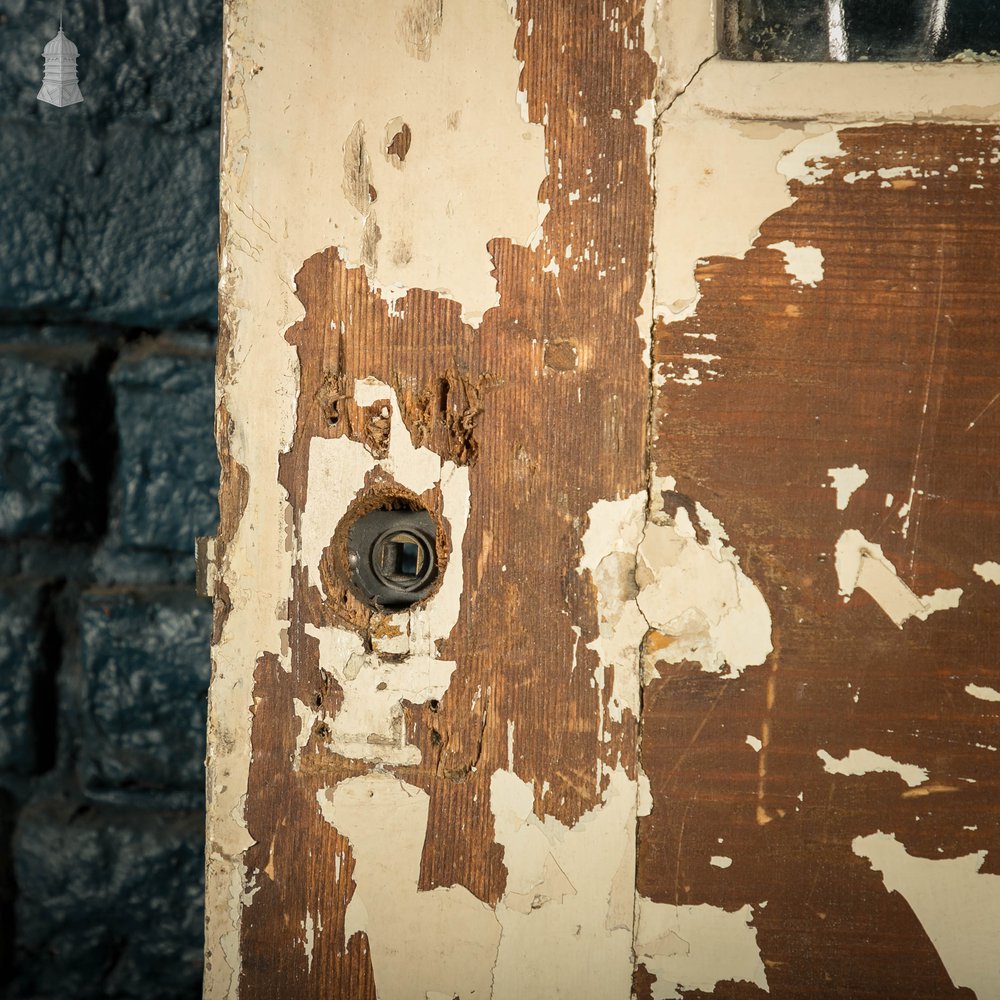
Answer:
[{"left": 208, "top": 3, "right": 658, "bottom": 997}]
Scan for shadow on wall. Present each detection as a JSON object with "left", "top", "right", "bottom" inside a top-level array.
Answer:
[{"left": 0, "top": 2, "right": 221, "bottom": 997}]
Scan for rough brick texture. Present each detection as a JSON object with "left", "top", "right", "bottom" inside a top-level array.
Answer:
[
  {"left": 0, "top": 586, "right": 46, "bottom": 774},
  {"left": 112, "top": 338, "right": 218, "bottom": 554},
  {"left": 0, "top": 1, "right": 219, "bottom": 327},
  {"left": 12, "top": 799, "right": 204, "bottom": 1000},
  {"left": 79, "top": 589, "right": 212, "bottom": 807},
  {"left": 0, "top": 1, "right": 220, "bottom": 994},
  {"left": 0, "top": 357, "right": 78, "bottom": 539}
]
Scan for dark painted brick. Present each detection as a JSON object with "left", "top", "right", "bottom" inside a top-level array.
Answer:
[
  {"left": 78, "top": 589, "right": 210, "bottom": 805},
  {"left": 0, "top": 788, "right": 16, "bottom": 984},
  {"left": 0, "top": 0, "right": 220, "bottom": 325},
  {"left": 0, "top": 119, "right": 217, "bottom": 327},
  {"left": 90, "top": 546, "right": 200, "bottom": 587},
  {"left": 0, "top": 356, "right": 76, "bottom": 539},
  {"left": 12, "top": 797, "right": 203, "bottom": 999},
  {"left": 0, "top": 0, "right": 221, "bottom": 129},
  {"left": 112, "top": 338, "right": 218, "bottom": 554},
  {"left": 0, "top": 587, "right": 45, "bottom": 775}
]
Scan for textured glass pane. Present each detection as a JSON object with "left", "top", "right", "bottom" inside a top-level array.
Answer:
[{"left": 721, "top": 0, "right": 1000, "bottom": 61}]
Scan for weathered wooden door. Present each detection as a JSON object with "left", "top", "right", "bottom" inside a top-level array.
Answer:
[{"left": 206, "top": 2, "right": 1000, "bottom": 997}]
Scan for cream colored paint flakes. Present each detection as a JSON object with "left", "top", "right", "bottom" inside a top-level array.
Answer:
[
  {"left": 974, "top": 560, "right": 1000, "bottom": 585},
  {"left": 319, "top": 767, "right": 640, "bottom": 1000},
  {"left": 297, "top": 381, "right": 470, "bottom": 765},
  {"left": 489, "top": 766, "right": 638, "bottom": 998},
  {"left": 817, "top": 747, "right": 929, "bottom": 788},
  {"left": 651, "top": 119, "right": 841, "bottom": 318},
  {"left": 647, "top": 0, "right": 1000, "bottom": 322},
  {"left": 321, "top": 775, "right": 501, "bottom": 1000},
  {"left": 826, "top": 465, "right": 869, "bottom": 510},
  {"left": 854, "top": 833, "right": 1000, "bottom": 1000},
  {"left": 835, "top": 529, "right": 963, "bottom": 627},
  {"left": 230, "top": 0, "right": 548, "bottom": 327},
  {"left": 637, "top": 502, "right": 773, "bottom": 678},
  {"left": 635, "top": 896, "right": 769, "bottom": 999},
  {"left": 768, "top": 240, "right": 825, "bottom": 287},
  {"left": 577, "top": 492, "right": 648, "bottom": 725},
  {"left": 965, "top": 683, "right": 1000, "bottom": 703}
]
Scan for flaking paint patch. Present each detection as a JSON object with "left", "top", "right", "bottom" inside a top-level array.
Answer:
[
  {"left": 240, "top": 0, "right": 546, "bottom": 327},
  {"left": 974, "top": 560, "right": 1000, "bottom": 585},
  {"left": 634, "top": 896, "right": 769, "bottom": 999},
  {"left": 320, "top": 774, "right": 501, "bottom": 999},
  {"left": 299, "top": 380, "right": 470, "bottom": 764},
  {"left": 768, "top": 240, "right": 825, "bottom": 287},
  {"left": 827, "top": 465, "right": 869, "bottom": 510},
  {"left": 834, "top": 529, "right": 963, "bottom": 627},
  {"left": 636, "top": 502, "right": 772, "bottom": 678},
  {"left": 318, "top": 767, "right": 640, "bottom": 999},
  {"left": 647, "top": 0, "right": 1000, "bottom": 322},
  {"left": 854, "top": 832, "right": 1000, "bottom": 999},
  {"left": 577, "top": 492, "right": 648, "bottom": 724},
  {"left": 652, "top": 120, "right": 841, "bottom": 318},
  {"left": 210, "top": 1, "right": 533, "bottom": 985},
  {"left": 965, "top": 683, "right": 1000, "bottom": 703},
  {"left": 817, "top": 747, "right": 929, "bottom": 788},
  {"left": 489, "top": 766, "right": 638, "bottom": 997}
]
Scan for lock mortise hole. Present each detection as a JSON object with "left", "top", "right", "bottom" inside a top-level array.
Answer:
[
  {"left": 341, "top": 499, "right": 442, "bottom": 610},
  {"left": 370, "top": 526, "right": 436, "bottom": 594}
]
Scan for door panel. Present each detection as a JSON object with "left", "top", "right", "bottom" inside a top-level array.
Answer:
[
  {"left": 208, "top": 2, "right": 1000, "bottom": 998},
  {"left": 210, "top": 2, "right": 653, "bottom": 997},
  {"left": 639, "top": 124, "right": 1000, "bottom": 999}
]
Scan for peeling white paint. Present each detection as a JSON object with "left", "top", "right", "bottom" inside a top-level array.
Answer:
[
  {"left": 827, "top": 465, "right": 868, "bottom": 510},
  {"left": 321, "top": 775, "right": 501, "bottom": 999},
  {"left": 635, "top": 897, "right": 769, "bottom": 999},
  {"left": 834, "top": 529, "right": 962, "bottom": 627},
  {"left": 269, "top": 0, "right": 546, "bottom": 325},
  {"left": 647, "top": 0, "right": 1000, "bottom": 323},
  {"left": 319, "top": 767, "right": 641, "bottom": 999},
  {"left": 298, "top": 381, "right": 470, "bottom": 765},
  {"left": 745, "top": 734, "right": 762, "bottom": 752},
  {"left": 638, "top": 767, "right": 653, "bottom": 816},
  {"left": 209, "top": 1, "right": 545, "bottom": 986},
  {"left": 490, "top": 766, "right": 638, "bottom": 997},
  {"left": 965, "top": 683, "right": 1000, "bottom": 703},
  {"left": 710, "top": 855, "right": 733, "bottom": 869},
  {"left": 769, "top": 240, "right": 825, "bottom": 287},
  {"left": 637, "top": 503, "right": 772, "bottom": 677},
  {"left": 974, "top": 560, "right": 1000, "bottom": 585},
  {"left": 652, "top": 120, "right": 842, "bottom": 317},
  {"left": 854, "top": 832, "right": 1000, "bottom": 999},
  {"left": 578, "top": 492, "right": 647, "bottom": 724},
  {"left": 817, "top": 747, "right": 929, "bottom": 788},
  {"left": 302, "top": 909, "right": 317, "bottom": 972}
]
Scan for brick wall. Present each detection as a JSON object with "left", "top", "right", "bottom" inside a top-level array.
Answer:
[{"left": 0, "top": 4, "right": 220, "bottom": 996}]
